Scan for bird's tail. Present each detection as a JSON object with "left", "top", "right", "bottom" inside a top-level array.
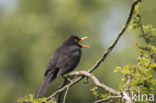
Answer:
[{"left": 34, "top": 73, "right": 55, "bottom": 99}]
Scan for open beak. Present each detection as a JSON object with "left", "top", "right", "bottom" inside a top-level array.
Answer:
[{"left": 78, "top": 36, "right": 89, "bottom": 48}]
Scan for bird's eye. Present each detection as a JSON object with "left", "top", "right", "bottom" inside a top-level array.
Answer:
[{"left": 74, "top": 39, "right": 78, "bottom": 42}]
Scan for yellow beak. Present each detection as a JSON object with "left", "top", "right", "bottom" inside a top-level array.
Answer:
[{"left": 78, "top": 36, "right": 89, "bottom": 48}]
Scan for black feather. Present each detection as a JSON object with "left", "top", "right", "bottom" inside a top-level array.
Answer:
[{"left": 34, "top": 36, "right": 82, "bottom": 98}]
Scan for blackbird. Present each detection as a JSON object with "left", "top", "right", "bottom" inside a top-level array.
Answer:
[{"left": 34, "top": 36, "right": 89, "bottom": 99}]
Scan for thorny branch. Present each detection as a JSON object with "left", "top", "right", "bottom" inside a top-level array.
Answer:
[{"left": 43, "top": 0, "right": 142, "bottom": 103}]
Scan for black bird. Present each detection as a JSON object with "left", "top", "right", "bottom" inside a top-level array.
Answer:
[{"left": 34, "top": 36, "right": 89, "bottom": 99}]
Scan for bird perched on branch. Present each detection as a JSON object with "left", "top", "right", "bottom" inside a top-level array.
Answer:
[{"left": 34, "top": 36, "right": 89, "bottom": 99}]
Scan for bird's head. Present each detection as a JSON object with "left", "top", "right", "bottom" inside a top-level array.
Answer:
[{"left": 68, "top": 36, "right": 89, "bottom": 48}]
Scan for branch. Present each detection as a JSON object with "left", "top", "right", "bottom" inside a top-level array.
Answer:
[
  {"left": 122, "top": 91, "right": 133, "bottom": 103},
  {"left": 43, "top": 77, "right": 82, "bottom": 102},
  {"left": 124, "top": 63, "right": 140, "bottom": 103},
  {"left": 56, "top": 79, "right": 69, "bottom": 103},
  {"left": 88, "top": 0, "right": 141, "bottom": 73},
  {"left": 43, "top": 0, "right": 142, "bottom": 102},
  {"left": 138, "top": 14, "right": 150, "bottom": 43},
  {"left": 93, "top": 96, "right": 122, "bottom": 103},
  {"left": 124, "top": 74, "right": 133, "bottom": 103},
  {"left": 63, "top": 87, "right": 69, "bottom": 103},
  {"left": 70, "top": 71, "right": 121, "bottom": 96},
  {"left": 125, "top": 63, "right": 139, "bottom": 92}
]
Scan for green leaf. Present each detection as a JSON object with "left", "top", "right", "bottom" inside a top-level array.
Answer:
[
  {"left": 114, "top": 67, "right": 121, "bottom": 72},
  {"left": 149, "top": 63, "right": 156, "bottom": 68},
  {"left": 121, "top": 65, "right": 130, "bottom": 74},
  {"left": 139, "top": 57, "right": 150, "bottom": 67},
  {"left": 149, "top": 45, "right": 156, "bottom": 54},
  {"left": 90, "top": 87, "right": 97, "bottom": 91}
]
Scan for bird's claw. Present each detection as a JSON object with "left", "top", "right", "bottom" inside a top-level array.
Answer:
[
  {"left": 83, "top": 77, "right": 89, "bottom": 84},
  {"left": 62, "top": 75, "right": 73, "bottom": 83}
]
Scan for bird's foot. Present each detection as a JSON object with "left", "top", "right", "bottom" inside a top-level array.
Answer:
[
  {"left": 83, "top": 77, "right": 89, "bottom": 84},
  {"left": 62, "top": 75, "right": 73, "bottom": 83}
]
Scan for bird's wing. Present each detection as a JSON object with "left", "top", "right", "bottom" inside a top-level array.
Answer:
[
  {"left": 56, "top": 48, "right": 81, "bottom": 76},
  {"left": 44, "top": 47, "right": 61, "bottom": 77}
]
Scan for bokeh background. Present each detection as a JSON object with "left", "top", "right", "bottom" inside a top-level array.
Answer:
[{"left": 0, "top": 0, "right": 156, "bottom": 103}]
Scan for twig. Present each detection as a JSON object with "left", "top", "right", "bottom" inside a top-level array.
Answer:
[
  {"left": 124, "top": 63, "right": 140, "bottom": 103},
  {"left": 124, "top": 74, "right": 133, "bottom": 103},
  {"left": 139, "top": 16, "right": 150, "bottom": 43},
  {"left": 125, "top": 63, "right": 139, "bottom": 92},
  {"left": 56, "top": 94, "right": 61, "bottom": 103},
  {"left": 125, "top": 74, "right": 132, "bottom": 92},
  {"left": 43, "top": 0, "right": 142, "bottom": 102},
  {"left": 56, "top": 79, "right": 69, "bottom": 103},
  {"left": 93, "top": 96, "right": 122, "bottom": 103},
  {"left": 122, "top": 91, "right": 132, "bottom": 103},
  {"left": 63, "top": 87, "right": 69, "bottom": 103},
  {"left": 43, "top": 78, "right": 81, "bottom": 102},
  {"left": 70, "top": 71, "right": 121, "bottom": 96}
]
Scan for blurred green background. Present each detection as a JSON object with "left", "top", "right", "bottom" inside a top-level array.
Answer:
[{"left": 0, "top": 0, "right": 156, "bottom": 103}]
